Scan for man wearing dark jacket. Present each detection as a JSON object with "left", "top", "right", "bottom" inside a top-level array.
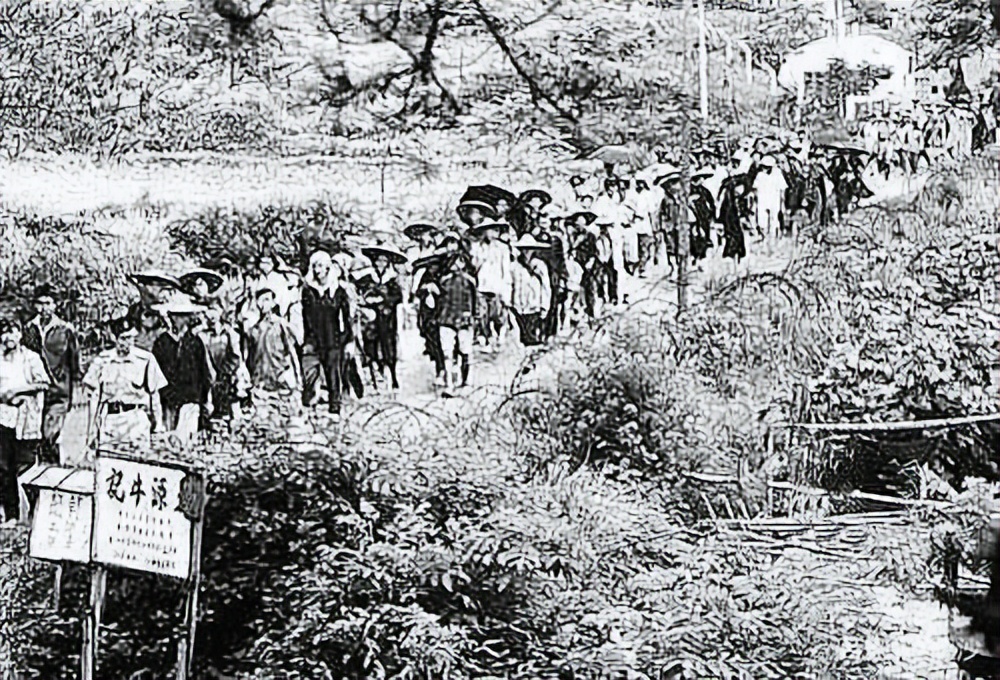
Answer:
[
  {"left": 301, "top": 251, "right": 353, "bottom": 415},
  {"left": 21, "top": 288, "right": 80, "bottom": 464},
  {"left": 153, "top": 306, "right": 213, "bottom": 434},
  {"left": 436, "top": 253, "right": 478, "bottom": 395}
]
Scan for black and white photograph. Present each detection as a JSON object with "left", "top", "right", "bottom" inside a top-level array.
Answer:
[{"left": 0, "top": 0, "right": 998, "bottom": 677}]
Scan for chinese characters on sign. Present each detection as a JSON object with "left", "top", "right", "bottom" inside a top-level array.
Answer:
[
  {"left": 28, "top": 489, "right": 93, "bottom": 563},
  {"left": 93, "top": 456, "right": 197, "bottom": 580}
]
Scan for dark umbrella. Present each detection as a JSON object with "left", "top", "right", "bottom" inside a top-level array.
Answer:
[
  {"left": 460, "top": 185, "right": 518, "bottom": 211},
  {"left": 128, "top": 270, "right": 182, "bottom": 290},
  {"left": 412, "top": 250, "right": 455, "bottom": 272}
]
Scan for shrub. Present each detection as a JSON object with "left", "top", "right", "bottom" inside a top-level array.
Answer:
[
  {"left": 7, "top": 396, "right": 898, "bottom": 679},
  {"left": 166, "top": 200, "right": 368, "bottom": 271},
  {"left": 0, "top": 211, "right": 182, "bottom": 337},
  {"left": 509, "top": 316, "right": 707, "bottom": 479}
]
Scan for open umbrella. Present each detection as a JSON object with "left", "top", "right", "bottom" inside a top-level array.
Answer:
[{"left": 460, "top": 185, "right": 518, "bottom": 211}]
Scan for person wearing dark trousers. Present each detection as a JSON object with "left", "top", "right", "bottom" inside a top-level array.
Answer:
[
  {"left": 405, "top": 224, "right": 448, "bottom": 385},
  {"left": 301, "top": 250, "right": 353, "bottom": 416},
  {"left": 153, "top": 303, "right": 214, "bottom": 436},
  {"left": 0, "top": 316, "right": 50, "bottom": 525},
  {"left": 437, "top": 253, "right": 478, "bottom": 396},
  {"left": 568, "top": 212, "right": 600, "bottom": 318},
  {"left": 595, "top": 220, "right": 617, "bottom": 305},
  {"left": 21, "top": 287, "right": 80, "bottom": 465},
  {"left": 360, "top": 245, "right": 407, "bottom": 391}
]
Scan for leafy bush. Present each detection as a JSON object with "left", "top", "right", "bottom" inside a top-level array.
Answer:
[
  {"left": 6, "top": 395, "right": 897, "bottom": 679},
  {"left": 510, "top": 317, "right": 706, "bottom": 480},
  {"left": 166, "top": 200, "right": 369, "bottom": 271},
  {"left": 0, "top": 211, "right": 182, "bottom": 335}
]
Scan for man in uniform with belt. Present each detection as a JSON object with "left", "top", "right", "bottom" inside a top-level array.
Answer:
[{"left": 82, "top": 317, "right": 168, "bottom": 450}]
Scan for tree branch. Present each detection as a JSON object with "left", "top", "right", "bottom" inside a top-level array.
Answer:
[{"left": 471, "top": 0, "right": 577, "bottom": 124}]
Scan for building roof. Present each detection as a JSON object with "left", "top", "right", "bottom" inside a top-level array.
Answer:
[{"left": 778, "top": 34, "right": 914, "bottom": 93}]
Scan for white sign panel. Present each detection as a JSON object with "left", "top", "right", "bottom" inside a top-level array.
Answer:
[
  {"left": 93, "top": 456, "right": 195, "bottom": 579},
  {"left": 28, "top": 490, "right": 93, "bottom": 564}
]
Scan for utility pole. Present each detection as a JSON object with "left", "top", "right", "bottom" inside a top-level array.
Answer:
[
  {"left": 698, "top": 0, "right": 708, "bottom": 122},
  {"left": 676, "top": 0, "right": 694, "bottom": 317}
]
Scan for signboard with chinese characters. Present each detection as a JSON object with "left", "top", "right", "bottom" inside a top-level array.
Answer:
[
  {"left": 93, "top": 454, "right": 204, "bottom": 580},
  {"left": 28, "top": 489, "right": 93, "bottom": 563}
]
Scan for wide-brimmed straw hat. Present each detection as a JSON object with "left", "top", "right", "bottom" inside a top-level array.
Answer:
[
  {"left": 403, "top": 223, "right": 438, "bottom": 241},
  {"left": 179, "top": 268, "right": 225, "bottom": 293},
  {"left": 361, "top": 244, "right": 408, "bottom": 265},
  {"left": 436, "top": 230, "right": 464, "bottom": 248},
  {"left": 456, "top": 201, "right": 498, "bottom": 225},
  {"left": 331, "top": 252, "right": 355, "bottom": 271},
  {"left": 567, "top": 211, "right": 598, "bottom": 227},
  {"left": 518, "top": 189, "right": 552, "bottom": 208},
  {"left": 513, "top": 233, "right": 551, "bottom": 250}
]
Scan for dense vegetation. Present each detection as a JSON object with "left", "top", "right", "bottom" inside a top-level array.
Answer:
[
  {"left": 0, "top": 150, "right": 994, "bottom": 679},
  {"left": 6, "top": 0, "right": 992, "bottom": 159},
  {"left": 1, "top": 0, "right": 998, "bottom": 678}
]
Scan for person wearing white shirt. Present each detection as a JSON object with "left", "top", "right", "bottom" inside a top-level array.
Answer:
[
  {"left": 468, "top": 223, "right": 512, "bottom": 352},
  {"left": 626, "top": 179, "right": 659, "bottom": 277},
  {"left": 0, "top": 316, "right": 51, "bottom": 524},
  {"left": 242, "top": 252, "right": 304, "bottom": 346},
  {"left": 510, "top": 240, "right": 551, "bottom": 347},
  {"left": 83, "top": 317, "right": 169, "bottom": 450},
  {"left": 594, "top": 180, "right": 628, "bottom": 294},
  {"left": 590, "top": 179, "right": 620, "bottom": 226},
  {"left": 753, "top": 156, "right": 788, "bottom": 241}
]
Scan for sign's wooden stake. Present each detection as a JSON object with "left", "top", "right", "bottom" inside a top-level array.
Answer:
[
  {"left": 176, "top": 497, "right": 205, "bottom": 680},
  {"left": 81, "top": 565, "right": 107, "bottom": 680},
  {"left": 52, "top": 564, "right": 63, "bottom": 612}
]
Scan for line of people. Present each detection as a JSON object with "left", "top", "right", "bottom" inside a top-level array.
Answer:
[{"left": 0, "top": 158, "right": 787, "bottom": 506}]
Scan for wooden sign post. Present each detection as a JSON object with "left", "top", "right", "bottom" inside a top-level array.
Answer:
[
  {"left": 23, "top": 454, "right": 206, "bottom": 679},
  {"left": 20, "top": 465, "right": 100, "bottom": 680},
  {"left": 92, "top": 450, "right": 206, "bottom": 680},
  {"left": 81, "top": 566, "right": 106, "bottom": 680}
]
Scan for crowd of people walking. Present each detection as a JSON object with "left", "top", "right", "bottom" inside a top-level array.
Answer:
[{"left": 0, "top": 115, "right": 991, "bottom": 524}]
